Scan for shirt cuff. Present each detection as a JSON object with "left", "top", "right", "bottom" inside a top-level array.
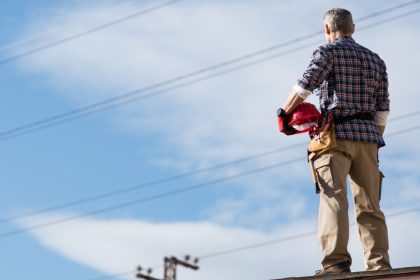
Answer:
[
  {"left": 375, "top": 111, "right": 389, "bottom": 126},
  {"left": 293, "top": 84, "right": 311, "bottom": 99}
]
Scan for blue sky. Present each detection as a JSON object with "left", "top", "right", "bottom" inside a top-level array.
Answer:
[{"left": 1, "top": 0, "right": 420, "bottom": 280}]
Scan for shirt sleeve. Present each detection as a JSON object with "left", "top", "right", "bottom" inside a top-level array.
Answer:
[
  {"left": 375, "top": 111, "right": 389, "bottom": 126},
  {"left": 295, "top": 46, "right": 333, "bottom": 94},
  {"left": 375, "top": 63, "right": 390, "bottom": 112}
]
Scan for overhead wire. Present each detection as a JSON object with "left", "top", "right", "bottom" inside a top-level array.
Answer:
[
  {"left": 1, "top": 0, "right": 418, "bottom": 62},
  {"left": 356, "top": 6, "right": 420, "bottom": 32},
  {"left": 1, "top": 1, "right": 420, "bottom": 141},
  {"left": 0, "top": 142, "right": 306, "bottom": 224},
  {"left": 0, "top": 157, "right": 305, "bottom": 238},
  {"left": 0, "top": 0, "right": 145, "bottom": 53},
  {"left": 198, "top": 207, "right": 420, "bottom": 260},
  {"left": 85, "top": 205, "right": 420, "bottom": 280},
  {"left": 386, "top": 124, "right": 420, "bottom": 137},
  {"left": 388, "top": 110, "right": 420, "bottom": 122},
  {"left": 0, "top": 41, "right": 320, "bottom": 142},
  {"left": 87, "top": 270, "right": 137, "bottom": 280},
  {"left": 356, "top": 0, "right": 420, "bottom": 21},
  {"left": 1, "top": 123, "right": 420, "bottom": 239},
  {"left": 1, "top": 108, "right": 419, "bottom": 225},
  {"left": 0, "top": 0, "right": 181, "bottom": 65}
]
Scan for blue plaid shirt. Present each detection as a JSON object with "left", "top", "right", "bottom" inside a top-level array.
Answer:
[{"left": 296, "top": 36, "right": 390, "bottom": 146}]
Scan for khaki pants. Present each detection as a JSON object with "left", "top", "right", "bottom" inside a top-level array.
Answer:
[{"left": 313, "top": 139, "right": 391, "bottom": 270}]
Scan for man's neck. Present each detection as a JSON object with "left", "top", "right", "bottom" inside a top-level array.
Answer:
[{"left": 328, "top": 32, "right": 352, "bottom": 43}]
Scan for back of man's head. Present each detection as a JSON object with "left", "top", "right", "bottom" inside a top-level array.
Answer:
[{"left": 323, "top": 8, "right": 354, "bottom": 35}]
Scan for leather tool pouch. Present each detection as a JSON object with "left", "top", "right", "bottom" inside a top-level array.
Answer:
[
  {"left": 308, "top": 113, "right": 337, "bottom": 153},
  {"left": 308, "top": 113, "right": 337, "bottom": 193}
]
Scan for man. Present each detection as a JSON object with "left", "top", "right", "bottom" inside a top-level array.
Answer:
[{"left": 279, "top": 8, "right": 391, "bottom": 274}]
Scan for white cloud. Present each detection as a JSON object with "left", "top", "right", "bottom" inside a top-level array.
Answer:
[
  {"left": 19, "top": 212, "right": 420, "bottom": 280},
  {"left": 21, "top": 215, "right": 319, "bottom": 280}
]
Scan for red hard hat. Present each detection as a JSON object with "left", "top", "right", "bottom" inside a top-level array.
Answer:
[{"left": 288, "top": 102, "right": 322, "bottom": 133}]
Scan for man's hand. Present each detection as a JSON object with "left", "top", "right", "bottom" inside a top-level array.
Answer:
[
  {"left": 277, "top": 88, "right": 307, "bottom": 136},
  {"left": 277, "top": 108, "right": 297, "bottom": 135}
]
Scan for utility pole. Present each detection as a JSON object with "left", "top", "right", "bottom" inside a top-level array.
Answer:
[{"left": 137, "top": 255, "right": 199, "bottom": 280}]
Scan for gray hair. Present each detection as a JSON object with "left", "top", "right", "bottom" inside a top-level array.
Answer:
[{"left": 323, "top": 8, "right": 354, "bottom": 34}]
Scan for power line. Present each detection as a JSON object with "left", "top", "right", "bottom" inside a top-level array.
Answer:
[
  {"left": 85, "top": 206, "right": 420, "bottom": 280},
  {"left": 388, "top": 110, "right": 420, "bottom": 122},
  {"left": 1, "top": 110, "right": 419, "bottom": 225},
  {"left": 1, "top": 1, "right": 419, "bottom": 142},
  {"left": 2, "top": 0, "right": 418, "bottom": 61},
  {"left": 1, "top": 109, "right": 418, "bottom": 225},
  {"left": 356, "top": 0, "right": 420, "bottom": 21},
  {"left": 198, "top": 231, "right": 317, "bottom": 260},
  {"left": 357, "top": 6, "right": 420, "bottom": 32},
  {"left": 0, "top": 40, "right": 320, "bottom": 142},
  {"left": 88, "top": 263, "right": 165, "bottom": 280},
  {"left": 0, "top": 0, "right": 181, "bottom": 65},
  {"left": 0, "top": 0, "right": 143, "bottom": 53},
  {"left": 386, "top": 124, "right": 420, "bottom": 137},
  {"left": 199, "top": 206, "right": 420, "bottom": 260},
  {"left": 88, "top": 270, "right": 136, "bottom": 280},
  {"left": 0, "top": 142, "right": 306, "bottom": 224},
  {"left": 0, "top": 157, "right": 305, "bottom": 239},
  {"left": 2, "top": 124, "right": 420, "bottom": 239}
]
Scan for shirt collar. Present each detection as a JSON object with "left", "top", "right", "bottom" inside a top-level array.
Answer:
[{"left": 334, "top": 36, "right": 355, "bottom": 43}]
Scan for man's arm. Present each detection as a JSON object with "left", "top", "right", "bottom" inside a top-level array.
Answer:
[
  {"left": 282, "top": 89, "right": 305, "bottom": 114},
  {"left": 375, "top": 111, "right": 389, "bottom": 136},
  {"left": 375, "top": 63, "right": 390, "bottom": 137},
  {"left": 281, "top": 46, "right": 332, "bottom": 114}
]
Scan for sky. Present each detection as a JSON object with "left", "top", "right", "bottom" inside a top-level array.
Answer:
[{"left": 1, "top": 0, "right": 420, "bottom": 279}]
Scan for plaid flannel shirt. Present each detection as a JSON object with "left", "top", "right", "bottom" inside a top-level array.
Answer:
[{"left": 296, "top": 36, "right": 390, "bottom": 146}]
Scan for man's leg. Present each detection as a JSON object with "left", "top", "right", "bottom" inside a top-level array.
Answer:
[
  {"left": 349, "top": 142, "right": 391, "bottom": 271},
  {"left": 314, "top": 148, "right": 352, "bottom": 268}
]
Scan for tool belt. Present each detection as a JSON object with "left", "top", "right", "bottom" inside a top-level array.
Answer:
[
  {"left": 307, "top": 112, "right": 373, "bottom": 154},
  {"left": 334, "top": 112, "right": 374, "bottom": 125}
]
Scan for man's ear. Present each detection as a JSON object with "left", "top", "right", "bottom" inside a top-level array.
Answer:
[{"left": 324, "top": 24, "right": 331, "bottom": 35}]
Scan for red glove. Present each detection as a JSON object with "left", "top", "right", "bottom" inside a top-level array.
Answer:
[{"left": 277, "top": 108, "right": 297, "bottom": 135}]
